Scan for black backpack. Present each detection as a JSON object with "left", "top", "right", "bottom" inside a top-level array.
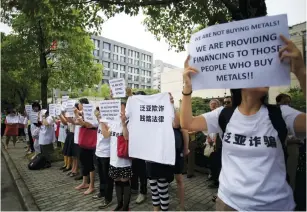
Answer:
[
  {"left": 174, "top": 127, "right": 184, "bottom": 151},
  {"left": 28, "top": 154, "right": 50, "bottom": 170},
  {"left": 218, "top": 104, "right": 288, "bottom": 169}
]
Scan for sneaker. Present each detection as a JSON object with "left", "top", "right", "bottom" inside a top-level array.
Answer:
[
  {"left": 135, "top": 194, "right": 146, "bottom": 204},
  {"left": 92, "top": 193, "right": 103, "bottom": 200},
  {"left": 98, "top": 199, "right": 112, "bottom": 209}
]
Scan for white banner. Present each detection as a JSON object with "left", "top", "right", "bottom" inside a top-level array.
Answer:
[
  {"left": 55, "top": 104, "right": 62, "bottom": 116},
  {"left": 83, "top": 104, "right": 95, "bottom": 124},
  {"left": 188, "top": 14, "right": 290, "bottom": 90},
  {"left": 99, "top": 100, "right": 121, "bottom": 123},
  {"left": 30, "top": 112, "right": 38, "bottom": 124},
  {"left": 65, "top": 100, "right": 76, "bottom": 117},
  {"left": 109, "top": 78, "right": 126, "bottom": 98},
  {"left": 49, "top": 104, "right": 56, "bottom": 117},
  {"left": 62, "top": 95, "right": 69, "bottom": 103},
  {"left": 25, "top": 105, "right": 32, "bottom": 116}
]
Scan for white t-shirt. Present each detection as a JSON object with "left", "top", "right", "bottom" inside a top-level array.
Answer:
[
  {"left": 18, "top": 115, "right": 25, "bottom": 124},
  {"left": 203, "top": 105, "right": 301, "bottom": 211},
  {"left": 126, "top": 92, "right": 175, "bottom": 165},
  {"left": 38, "top": 116, "right": 56, "bottom": 145},
  {"left": 74, "top": 125, "right": 81, "bottom": 144},
  {"left": 95, "top": 124, "right": 111, "bottom": 158},
  {"left": 6, "top": 115, "right": 19, "bottom": 124},
  {"left": 58, "top": 123, "right": 67, "bottom": 143},
  {"left": 109, "top": 122, "right": 131, "bottom": 168}
]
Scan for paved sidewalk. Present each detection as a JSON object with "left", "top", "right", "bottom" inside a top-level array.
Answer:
[{"left": 3, "top": 142, "right": 217, "bottom": 211}]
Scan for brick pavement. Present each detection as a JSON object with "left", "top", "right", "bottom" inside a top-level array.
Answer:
[{"left": 3, "top": 142, "right": 217, "bottom": 211}]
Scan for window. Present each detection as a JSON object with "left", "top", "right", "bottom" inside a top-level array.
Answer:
[
  {"left": 102, "top": 79, "right": 109, "bottom": 84},
  {"left": 103, "top": 42, "right": 111, "bottom": 51},
  {"left": 148, "top": 55, "right": 152, "bottom": 62},
  {"left": 113, "top": 72, "right": 118, "bottom": 78},
  {"left": 93, "top": 39, "right": 100, "bottom": 49},
  {"left": 128, "top": 67, "right": 133, "bottom": 73},
  {"left": 128, "top": 50, "right": 131, "bottom": 57},
  {"left": 134, "top": 60, "right": 139, "bottom": 66},
  {"left": 113, "top": 63, "right": 118, "bottom": 70},
  {"left": 146, "top": 86, "right": 151, "bottom": 89},
  {"left": 114, "top": 45, "right": 119, "bottom": 53},
  {"left": 128, "top": 58, "right": 133, "bottom": 64},
  {"left": 103, "top": 61, "right": 110, "bottom": 68},
  {"left": 120, "top": 56, "right": 126, "bottom": 63},
  {"left": 141, "top": 85, "right": 145, "bottom": 89},
  {"left": 103, "top": 70, "right": 110, "bottom": 76},
  {"left": 134, "top": 76, "right": 139, "bottom": 81},
  {"left": 128, "top": 83, "right": 133, "bottom": 88},
  {"left": 141, "top": 77, "right": 145, "bottom": 82},
  {"left": 141, "top": 70, "right": 145, "bottom": 75},
  {"left": 120, "top": 47, "right": 126, "bottom": 55},
  {"left": 136, "top": 52, "right": 139, "bottom": 58},
  {"left": 120, "top": 73, "right": 125, "bottom": 79},
  {"left": 134, "top": 84, "right": 139, "bottom": 89},
  {"left": 147, "top": 71, "right": 151, "bottom": 76},
  {"left": 128, "top": 74, "right": 132, "bottom": 80},
  {"left": 147, "top": 63, "right": 151, "bottom": 69},
  {"left": 135, "top": 68, "right": 139, "bottom": 74},
  {"left": 120, "top": 65, "right": 125, "bottom": 71},
  {"left": 147, "top": 78, "right": 151, "bottom": 83},
  {"left": 93, "top": 49, "right": 99, "bottom": 57},
  {"left": 113, "top": 54, "right": 119, "bottom": 61},
  {"left": 141, "top": 54, "right": 145, "bottom": 60},
  {"left": 103, "top": 51, "right": 110, "bottom": 59}
]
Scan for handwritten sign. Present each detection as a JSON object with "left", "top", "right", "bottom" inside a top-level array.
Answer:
[
  {"left": 66, "top": 100, "right": 76, "bottom": 117},
  {"left": 25, "top": 105, "right": 32, "bottom": 116},
  {"left": 62, "top": 95, "right": 69, "bottom": 103},
  {"left": 49, "top": 104, "right": 56, "bottom": 117},
  {"left": 55, "top": 104, "right": 62, "bottom": 116},
  {"left": 30, "top": 112, "right": 38, "bottom": 124},
  {"left": 188, "top": 14, "right": 290, "bottom": 90},
  {"left": 99, "top": 100, "right": 121, "bottom": 122},
  {"left": 83, "top": 104, "right": 96, "bottom": 124},
  {"left": 109, "top": 78, "right": 126, "bottom": 98}
]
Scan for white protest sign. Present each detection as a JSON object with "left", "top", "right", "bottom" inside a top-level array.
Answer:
[
  {"left": 109, "top": 78, "right": 126, "bottom": 98},
  {"left": 99, "top": 100, "right": 121, "bottom": 123},
  {"left": 83, "top": 104, "right": 96, "bottom": 124},
  {"left": 25, "top": 105, "right": 32, "bottom": 116},
  {"left": 49, "top": 104, "right": 56, "bottom": 117},
  {"left": 188, "top": 14, "right": 290, "bottom": 90},
  {"left": 30, "top": 112, "right": 38, "bottom": 124},
  {"left": 65, "top": 100, "right": 76, "bottom": 117},
  {"left": 62, "top": 95, "right": 69, "bottom": 103},
  {"left": 55, "top": 104, "right": 62, "bottom": 116}
]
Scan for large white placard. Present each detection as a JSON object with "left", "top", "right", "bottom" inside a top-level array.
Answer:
[
  {"left": 25, "top": 105, "right": 32, "bottom": 116},
  {"left": 65, "top": 100, "right": 76, "bottom": 117},
  {"left": 30, "top": 112, "right": 38, "bottom": 124},
  {"left": 49, "top": 104, "right": 56, "bottom": 117},
  {"left": 188, "top": 14, "right": 290, "bottom": 90},
  {"left": 83, "top": 104, "right": 95, "bottom": 124},
  {"left": 99, "top": 100, "right": 121, "bottom": 122},
  {"left": 109, "top": 78, "right": 126, "bottom": 98},
  {"left": 62, "top": 95, "right": 69, "bottom": 103},
  {"left": 55, "top": 104, "right": 62, "bottom": 116}
]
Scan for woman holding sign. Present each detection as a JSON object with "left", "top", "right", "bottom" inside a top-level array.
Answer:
[
  {"left": 180, "top": 35, "right": 306, "bottom": 211},
  {"left": 4, "top": 108, "right": 19, "bottom": 149}
]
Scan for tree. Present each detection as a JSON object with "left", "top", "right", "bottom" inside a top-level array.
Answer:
[
  {"left": 1, "top": 0, "right": 104, "bottom": 108},
  {"left": 287, "top": 88, "right": 306, "bottom": 112},
  {"left": 132, "top": 88, "right": 160, "bottom": 95},
  {"left": 191, "top": 97, "right": 210, "bottom": 116}
]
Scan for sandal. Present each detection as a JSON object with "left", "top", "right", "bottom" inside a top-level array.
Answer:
[
  {"left": 212, "top": 195, "right": 217, "bottom": 202},
  {"left": 70, "top": 172, "right": 78, "bottom": 177}
]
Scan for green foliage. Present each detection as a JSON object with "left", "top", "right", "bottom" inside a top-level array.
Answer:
[
  {"left": 132, "top": 88, "right": 160, "bottom": 95},
  {"left": 191, "top": 97, "right": 210, "bottom": 116},
  {"left": 287, "top": 87, "right": 306, "bottom": 112}
]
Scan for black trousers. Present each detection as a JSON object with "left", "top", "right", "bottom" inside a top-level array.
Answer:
[
  {"left": 28, "top": 125, "right": 34, "bottom": 152},
  {"left": 210, "top": 148, "right": 222, "bottom": 183},
  {"left": 131, "top": 158, "right": 147, "bottom": 195},
  {"left": 1, "top": 123, "right": 5, "bottom": 137},
  {"left": 96, "top": 156, "right": 113, "bottom": 202}
]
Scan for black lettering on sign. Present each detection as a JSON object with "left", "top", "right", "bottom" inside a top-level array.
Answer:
[
  {"left": 263, "top": 136, "right": 277, "bottom": 148},
  {"left": 146, "top": 115, "right": 151, "bottom": 122},
  {"left": 158, "top": 105, "right": 164, "bottom": 112},
  {"left": 224, "top": 132, "right": 231, "bottom": 143},
  {"left": 146, "top": 105, "right": 151, "bottom": 111},
  {"left": 140, "top": 105, "right": 145, "bottom": 112},
  {"left": 140, "top": 115, "right": 145, "bottom": 122},
  {"left": 234, "top": 134, "right": 246, "bottom": 146},
  {"left": 249, "top": 136, "right": 261, "bottom": 147},
  {"left": 158, "top": 116, "right": 164, "bottom": 123},
  {"left": 152, "top": 115, "right": 158, "bottom": 122},
  {"left": 152, "top": 105, "right": 158, "bottom": 112}
]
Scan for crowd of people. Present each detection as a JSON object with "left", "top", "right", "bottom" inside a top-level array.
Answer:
[{"left": 1, "top": 34, "right": 306, "bottom": 211}]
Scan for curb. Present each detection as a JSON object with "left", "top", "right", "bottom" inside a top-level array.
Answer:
[{"left": 1, "top": 146, "right": 40, "bottom": 211}]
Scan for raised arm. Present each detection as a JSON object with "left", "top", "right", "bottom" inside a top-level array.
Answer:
[
  {"left": 180, "top": 56, "right": 208, "bottom": 132},
  {"left": 100, "top": 122, "right": 111, "bottom": 138},
  {"left": 279, "top": 35, "right": 306, "bottom": 133}
]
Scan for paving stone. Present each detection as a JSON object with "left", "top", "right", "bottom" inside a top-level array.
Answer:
[{"left": 5, "top": 142, "right": 218, "bottom": 211}]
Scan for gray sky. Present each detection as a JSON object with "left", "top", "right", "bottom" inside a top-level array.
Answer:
[{"left": 0, "top": 0, "right": 305, "bottom": 68}]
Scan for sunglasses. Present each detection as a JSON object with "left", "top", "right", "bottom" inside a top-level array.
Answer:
[{"left": 224, "top": 101, "right": 231, "bottom": 105}]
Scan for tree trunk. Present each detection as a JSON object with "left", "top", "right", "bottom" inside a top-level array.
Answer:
[{"left": 40, "top": 53, "right": 48, "bottom": 109}]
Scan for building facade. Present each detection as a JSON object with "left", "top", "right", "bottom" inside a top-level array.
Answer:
[
  {"left": 91, "top": 35, "right": 154, "bottom": 89},
  {"left": 152, "top": 60, "right": 178, "bottom": 90}
]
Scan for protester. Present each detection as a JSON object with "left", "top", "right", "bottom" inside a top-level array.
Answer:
[
  {"left": 223, "top": 96, "right": 232, "bottom": 108},
  {"left": 186, "top": 131, "right": 196, "bottom": 178},
  {"left": 130, "top": 90, "right": 148, "bottom": 204},
  {"left": 59, "top": 111, "right": 73, "bottom": 172},
  {"left": 17, "top": 111, "right": 26, "bottom": 143},
  {"left": 180, "top": 35, "right": 306, "bottom": 211},
  {"left": 93, "top": 107, "right": 114, "bottom": 209},
  {"left": 38, "top": 109, "right": 55, "bottom": 166},
  {"left": 101, "top": 101, "right": 132, "bottom": 211},
  {"left": 75, "top": 98, "right": 96, "bottom": 195},
  {"left": 4, "top": 108, "right": 19, "bottom": 149},
  {"left": 30, "top": 102, "right": 42, "bottom": 157},
  {"left": 173, "top": 109, "right": 189, "bottom": 211}
]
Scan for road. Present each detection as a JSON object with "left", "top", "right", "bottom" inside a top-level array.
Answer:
[{"left": 1, "top": 155, "right": 25, "bottom": 211}]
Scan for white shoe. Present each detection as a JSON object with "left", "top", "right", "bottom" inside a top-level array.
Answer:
[{"left": 135, "top": 194, "right": 146, "bottom": 204}]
